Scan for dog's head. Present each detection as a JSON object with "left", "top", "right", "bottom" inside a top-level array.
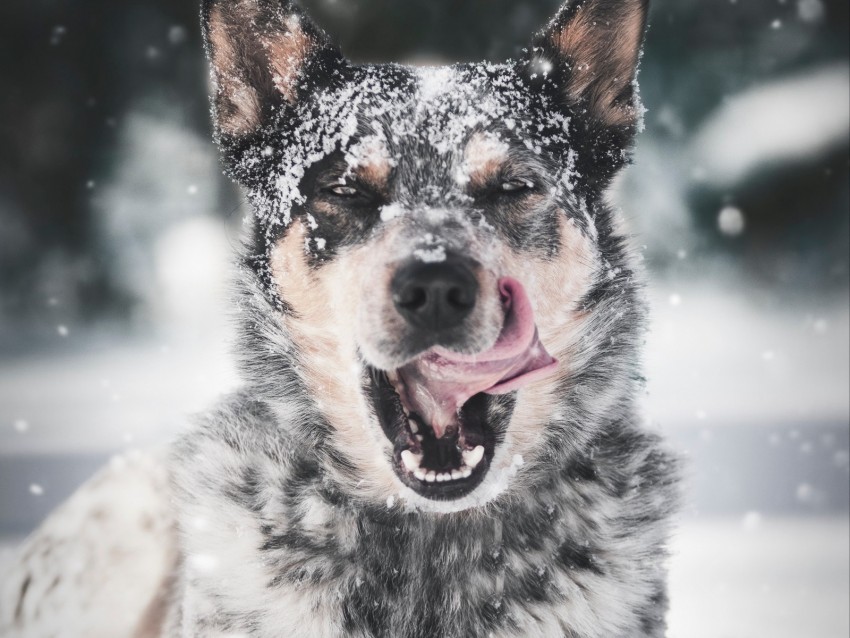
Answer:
[{"left": 203, "top": 0, "right": 649, "bottom": 510}]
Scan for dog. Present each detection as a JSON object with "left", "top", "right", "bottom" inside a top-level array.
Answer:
[{"left": 1, "top": 0, "right": 679, "bottom": 636}]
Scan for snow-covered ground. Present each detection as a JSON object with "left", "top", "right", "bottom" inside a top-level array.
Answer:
[
  {"left": 667, "top": 516, "right": 849, "bottom": 638},
  {"left": 2, "top": 516, "right": 847, "bottom": 637},
  {"left": 644, "top": 283, "right": 849, "bottom": 430},
  {"left": 0, "top": 335, "right": 236, "bottom": 456}
]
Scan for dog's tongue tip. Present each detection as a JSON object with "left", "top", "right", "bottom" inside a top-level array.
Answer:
[{"left": 492, "top": 276, "right": 539, "bottom": 359}]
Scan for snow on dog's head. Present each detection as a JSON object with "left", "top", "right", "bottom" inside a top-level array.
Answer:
[{"left": 203, "top": 0, "right": 650, "bottom": 510}]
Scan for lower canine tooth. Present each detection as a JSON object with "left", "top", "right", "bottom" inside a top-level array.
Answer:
[
  {"left": 462, "top": 445, "right": 485, "bottom": 468},
  {"left": 401, "top": 450, "right": 422, "bottom": 472}
]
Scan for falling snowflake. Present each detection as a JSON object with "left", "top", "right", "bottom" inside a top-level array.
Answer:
[
  {"left": 717, "top": 206, "right": 745, "bottom": 236},
  {"left": 797, "top": 0, "right": 825, "bottom": 22}
]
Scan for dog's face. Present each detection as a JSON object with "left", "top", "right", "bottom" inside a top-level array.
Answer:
[{"left": 204, "top": 0, "right": 648, "bottom": 510}]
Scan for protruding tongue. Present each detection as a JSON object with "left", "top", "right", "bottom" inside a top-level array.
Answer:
[{"left": 397, "top": 277, "right": 558, "bottom": 438}]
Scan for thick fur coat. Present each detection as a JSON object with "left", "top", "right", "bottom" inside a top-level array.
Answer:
[{"left": 0, "top": 1, "right": 679, "bottom": 636}]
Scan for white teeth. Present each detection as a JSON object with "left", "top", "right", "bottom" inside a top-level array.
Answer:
[
  {"left": 412, "top": 466, "right": 472, "bottom": 483},
  {"left": 400, "top": 450, "right": 422, "bottom": 472},
  {"left": 408, "top": 418, "right": 419, "bottom": 434},
  {"left": 462, "top": 445, "right": 485, "bottom": 468},
  {"left": 387, "top": 370, "right": 399, "bottom": 385},
  {"left": 405, "top": 446, "right": 485, "bottom": 484}
]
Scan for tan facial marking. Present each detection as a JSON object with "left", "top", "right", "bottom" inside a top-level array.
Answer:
[
  {"left": 269, "top": 222, "right": 399, "bottom": 499},
  {"left": 311, "top": 201, "right": 339, "bottom": 217},
  {"left": 497, "top": 215, "right": 599, "bottom": 461},
  {"left": 462, "top": 131, "right": 509, "bottom": 188},
  {"left": 346, "top": 134, "right": 393, "bottom": 193},
  {"left": 355, "top": 160, "right": 391, "bottom": 192}
]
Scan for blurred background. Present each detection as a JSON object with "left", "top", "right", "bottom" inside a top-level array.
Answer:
[{"left": 0, "top": 0, "right": 847, "bottom": 635}]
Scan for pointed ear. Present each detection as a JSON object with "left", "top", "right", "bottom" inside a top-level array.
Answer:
[
  {"left": 533, "top": 0, "right": 649, "bottom": 128},
  {"left": 202, "top": 0, "right": 342, "bottom": 138}
]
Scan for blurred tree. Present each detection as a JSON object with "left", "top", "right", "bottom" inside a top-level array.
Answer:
[{"left": 0, "top": 0, "right": 209, "bottom": 332}]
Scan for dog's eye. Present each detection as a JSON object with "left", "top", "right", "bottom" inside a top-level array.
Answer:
[
  {"left": 327, "top": 184, "right": 361, "bottom": 197},
  {"left": 500, "top": 179, "right": 534, "bottom": 193}
]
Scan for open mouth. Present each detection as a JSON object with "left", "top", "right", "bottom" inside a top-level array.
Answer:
[
  {"left": 368, "top": 278, "right": 559, "bottom": 500},
  {"left": 369, "top": 370, "right": 498, "bottom": 499}
]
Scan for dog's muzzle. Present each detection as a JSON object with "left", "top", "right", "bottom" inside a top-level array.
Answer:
[{"left": 369, "top": 261, "right": 560, "bottom": 501}]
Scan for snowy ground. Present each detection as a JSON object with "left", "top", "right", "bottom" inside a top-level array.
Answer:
[
  {"left": 667, "top": 516, "right": 849, "bottom": 638},
  {"left": 1, "top": 517, "right": 847, "bottom": 637}
]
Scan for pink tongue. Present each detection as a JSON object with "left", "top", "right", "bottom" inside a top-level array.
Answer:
[{"left": 397, "top": 277, "right": 558, "bottom": 438}]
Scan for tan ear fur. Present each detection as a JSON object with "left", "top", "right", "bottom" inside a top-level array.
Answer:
[
  {"left": 204, "top": 0, "right": 334, "bottom": 137},
  {"left": 541, "top": 0, "right": 649, "bottom": 127}
]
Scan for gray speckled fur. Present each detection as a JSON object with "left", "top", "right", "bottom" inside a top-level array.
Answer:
[
  {"left": 168, "top": 396, "right": 677, "bottom": 637},
  {"left": 165, "top": 264, "right": 679, "bottom": 637}
]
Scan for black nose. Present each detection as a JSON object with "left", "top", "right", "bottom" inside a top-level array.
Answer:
[{"left": 391, "top": 259, "right": 478, "bottom": 332}]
